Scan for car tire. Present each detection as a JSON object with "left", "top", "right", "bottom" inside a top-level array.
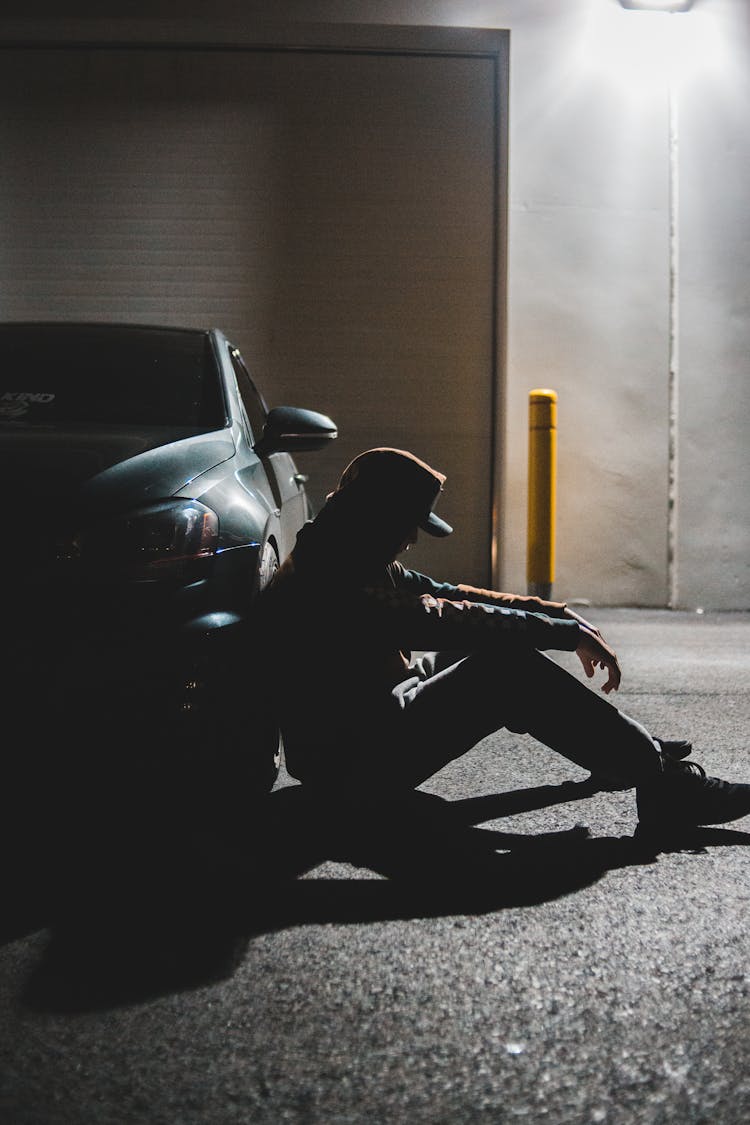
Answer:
[
  {"left": 182, "top": 539, "right": 282, "bottom": 821},
  {"left": 257, "top": 537, "right": 280, "bottom": 594},
  {"left": 252, "top": 538, "right": 282, "bottom": 786}
]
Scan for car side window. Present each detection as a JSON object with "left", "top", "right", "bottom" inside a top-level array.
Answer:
[{"left": 229, "top": 346, "right": 268, "bottom": 444}]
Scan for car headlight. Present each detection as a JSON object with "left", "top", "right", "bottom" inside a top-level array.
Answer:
[{"left": 60, "top": 500, "right": 220, "bottom": 582}]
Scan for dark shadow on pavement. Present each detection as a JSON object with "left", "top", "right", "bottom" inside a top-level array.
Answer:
[
  {"left": 443, "top": 777, "right": 621, "bottom": 824},
  {"left": 15, "top": 782, "right": 750, "bottom": 1015}
]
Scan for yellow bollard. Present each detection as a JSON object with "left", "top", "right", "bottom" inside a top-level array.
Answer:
[{"left": 527, "top": 388, "right": 557, "bottom": 599}]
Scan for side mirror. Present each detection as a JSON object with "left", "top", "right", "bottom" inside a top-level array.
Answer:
[{"left": 255, "top": 406, "right": 338, "bottom": 455}]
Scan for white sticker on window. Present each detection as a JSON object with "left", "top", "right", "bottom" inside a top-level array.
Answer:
[{"left": 0, "top": 392, "right": 55, "bottom": 418}]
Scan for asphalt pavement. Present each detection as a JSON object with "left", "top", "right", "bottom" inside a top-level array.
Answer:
[{"left": 1, "top": 608, "right": 749, "bottom": 1124}]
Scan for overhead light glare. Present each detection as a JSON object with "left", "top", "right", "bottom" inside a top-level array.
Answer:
[{"left": 619, "top": 0, "right": 693, "bottom": 11}]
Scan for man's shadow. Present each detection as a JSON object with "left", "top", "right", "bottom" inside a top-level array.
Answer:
[{"left": 12, "top": 775, "right": 750, "bottom": 1015}]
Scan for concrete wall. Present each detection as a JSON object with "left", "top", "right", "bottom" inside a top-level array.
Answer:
[{"left": 2, "top": 0, "right": 749, "bottom": 608}]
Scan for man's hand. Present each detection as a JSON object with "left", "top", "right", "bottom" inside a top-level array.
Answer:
[{"left": 575, "top": 624, "right": 621, "bottom": 694}]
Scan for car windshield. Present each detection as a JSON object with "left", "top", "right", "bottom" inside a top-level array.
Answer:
[{"left": 0, "top": 324, "right": 227, "bottom": 430}]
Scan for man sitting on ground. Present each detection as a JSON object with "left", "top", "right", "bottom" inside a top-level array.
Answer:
[{"left": 257, "top": 447, "right": 750, "bottom": 842}]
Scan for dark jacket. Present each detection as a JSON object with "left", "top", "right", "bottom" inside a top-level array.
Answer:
[{"left": 255, "top": 519, "right": 581, "bottom": 782}]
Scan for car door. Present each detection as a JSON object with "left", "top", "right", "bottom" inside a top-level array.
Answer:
[{"left": 228, "top": 344, "right": 307, "bottom": 560}]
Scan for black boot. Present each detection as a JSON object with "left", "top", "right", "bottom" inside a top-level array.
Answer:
[{"left": 636, "top": 756, "right": 750, "bottom": 834}]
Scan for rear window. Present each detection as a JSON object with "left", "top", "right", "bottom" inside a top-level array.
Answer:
[{"left": 0, "top": 324, "right": 227, "bottom": 429}]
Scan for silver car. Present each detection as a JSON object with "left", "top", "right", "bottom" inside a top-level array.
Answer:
[{"left": 0, "top": 321, "right": 337, "bottom": 806}]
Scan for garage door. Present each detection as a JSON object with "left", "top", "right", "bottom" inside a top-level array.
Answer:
[{"left": 0, "top": 32, "right": 507, "bottom": 584}]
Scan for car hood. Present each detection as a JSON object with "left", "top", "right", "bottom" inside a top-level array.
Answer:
[{"left": 1, "top": 424, "right": 236, "bottom": 516}]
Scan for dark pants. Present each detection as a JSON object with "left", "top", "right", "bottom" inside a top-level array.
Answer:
[
  {"left": 310, "top": 648, "right": 663, "bottom": 795},
  {"left": 292, "top": 648, "right": 661, "bottom": 796},
  {"left": 368, "top": 652, "right": 661, "bottom": 792}
]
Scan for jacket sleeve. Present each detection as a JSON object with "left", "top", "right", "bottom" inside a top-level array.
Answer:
[
  {"left": 364, "top": 566, "right": 581, "bottom": 653},
  {"left": 390, "top": 564, "right": 571, "bottom": 616}
]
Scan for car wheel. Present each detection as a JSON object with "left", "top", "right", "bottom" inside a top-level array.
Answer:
[
  {"left": 253, "top": 539, "right": 282, "bottom": 784},
  {"left": 257, "top": 538, "right": 279, "bottom": 593},
  {"left": 188, "top": 539, "right": 282, "bottom": 818}
]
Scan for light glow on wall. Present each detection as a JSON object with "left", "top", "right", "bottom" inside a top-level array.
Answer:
[
  {"left": 576, "top": 2, "right": 731, "bottom": 103},
  {"left": 585, "top": 0, "right": 737, "bottom": 607}
]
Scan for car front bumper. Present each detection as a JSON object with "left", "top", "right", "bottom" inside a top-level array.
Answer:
[{"left": 6, "top": 542, "right": 259, "bottom": 717}]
